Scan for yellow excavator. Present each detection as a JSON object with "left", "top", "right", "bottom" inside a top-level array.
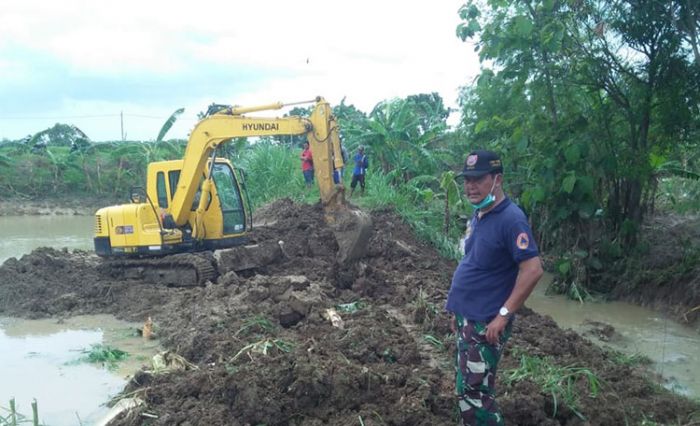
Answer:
[{"left": 93, "top": 96, "right": 372, "bottom": 286}]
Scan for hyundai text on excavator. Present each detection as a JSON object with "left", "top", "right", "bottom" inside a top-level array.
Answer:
[{"left": 93, "top": 96, "right": 372, "bottom": 286}]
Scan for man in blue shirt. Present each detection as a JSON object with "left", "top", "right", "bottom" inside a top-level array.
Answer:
[
  {"left": 446, "top": 149, "right": 543, "bottom": 426},
  {"left": 349, "top": 146, "right": 368, "bottom": 197}
]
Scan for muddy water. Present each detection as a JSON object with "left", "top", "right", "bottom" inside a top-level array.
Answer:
[
  {"left": 0, "top": 315, "right": 159, "bottom": 425},
  {"left": 0, "top": 215, "right": 94, "bottom": 265},
  {"left": 528, "top": 274, "right": 700, "bottom": 397},
  {"left": 0, "top": 216, "right": 158, "bottom": 425}
]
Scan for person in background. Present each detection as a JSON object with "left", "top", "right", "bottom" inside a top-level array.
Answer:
[
  {"left": 445, "top": 149, "right": 543, "bottom": 426},
  {"left": 333, "top": 142, "right": 349, "bottom": 185},
  {"left": 349, "top": 146, "right": 368, "bottom": 197},
  {"left": 300, "top": 142, "right": 314, "bottom": 188}
]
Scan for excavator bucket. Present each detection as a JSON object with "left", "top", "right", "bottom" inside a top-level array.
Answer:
[
  {"left": 322, "top": 186, "right": 373, "bottom": 264},
  {"left": 328, "top": 207, "right": 373, "bottom": 264}
]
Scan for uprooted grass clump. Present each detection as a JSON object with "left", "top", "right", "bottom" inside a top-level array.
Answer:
[{"left": 74, "top": 344, "right": 129, "bottom": 370}]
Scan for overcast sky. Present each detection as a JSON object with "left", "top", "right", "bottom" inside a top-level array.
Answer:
[{"left": 0, "top": 1, "right": 480, "bottom": 142}]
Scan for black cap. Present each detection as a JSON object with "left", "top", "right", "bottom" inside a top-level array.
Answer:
[{"left": 456, "top": 150, "right": 503, "bottom": 178}]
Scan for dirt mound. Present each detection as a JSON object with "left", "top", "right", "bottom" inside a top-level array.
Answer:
[{"left": 0, "top": 199, "right": 697, "bottom": 425}]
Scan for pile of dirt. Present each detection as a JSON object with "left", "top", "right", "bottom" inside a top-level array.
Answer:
[
  {"left": 0, "top": 199, "right": 698, "bottom": 425},
  {"left": 612, "top": 213, "right": 700, "bottom": 326}
]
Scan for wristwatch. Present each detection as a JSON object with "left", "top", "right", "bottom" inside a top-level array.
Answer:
[{"left": 498, "top": 306, "right": 511, "bottom": 318}]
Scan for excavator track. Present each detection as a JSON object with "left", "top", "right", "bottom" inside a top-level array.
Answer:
[{"left": 100, "top": 253, "right": 218, "bottom": 287}]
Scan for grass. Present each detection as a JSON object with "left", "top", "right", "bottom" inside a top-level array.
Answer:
[
  {"left": 234, "top": 315, "right": 276, "bottom": 337},
  {"left": 412, "top": 287, "right": 439, "bottom": 328},
  {"left": 567, "top": 281, "right": 591, "bottom": 303},
  {"left": 503, "top": 354, "right": 601, "bottom": 420},
  {"left": 607, "top": 349, "right": 652, "bottom": 367},
  {"left": 0, "top": 398, "right": 42, "bottom": 426},
  {"left": 229, "top": 315, "right": 294, "bottom": 365},
  {"left": 239, "top": 143, "right": 314, "bottom": 208},
  {"left": 546, "top": 277, "right": 596, "bottom": 303},
  {"left": 423, "top": 334, "right": 446, "bottom": 351},
  {"left": 73, "top": 344, "right": 129, "bottom": 370}
]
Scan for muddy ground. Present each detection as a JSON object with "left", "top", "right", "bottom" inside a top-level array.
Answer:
[{"left": 0, "top": 199, "right": 698, "bottom": 425}]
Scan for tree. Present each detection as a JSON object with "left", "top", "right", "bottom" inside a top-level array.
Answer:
[
  {"left": 406, "top": 93, "right": 451, "bottom": 134},
  {"left": 457, "top": 0, "right": 700, "bottom": 291},
  {"left": 27, "top": 123, "right": 92, "bottom": 151},
  {"left": 677, "top": 0, "right": 700, "bottom": 65},
  {"left": 350, "top": 95, "right": 449, "bottom": 183},
  {"left": 333, "top": 97, "right": 368, "bottom": 149}
]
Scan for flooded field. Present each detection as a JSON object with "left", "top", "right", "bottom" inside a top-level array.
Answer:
[{"left": 0, "top": 315, "right": 159, "bottom": 425}]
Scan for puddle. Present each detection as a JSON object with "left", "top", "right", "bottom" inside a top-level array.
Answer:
[
  {"left": 0, "top": 315, "right": 160, "bottom": 425},
  {"left": 528, "top": 275, "right": 700, "bottom": 397}
]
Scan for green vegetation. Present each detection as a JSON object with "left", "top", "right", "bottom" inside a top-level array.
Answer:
[
  {"left": 607, "top": 350, "right": 653, "bottom": 367},
  {"left": 230, "top": 315, "right": 294, "bottom": 364},
  {"left": 504, "top": 354, "right": 601, "bottom": 419},
  {"left": 74, "top": 344, "right": 129, "bottom": 370},
  {"left": 455, "top": 0, "right": 700, "bottom": 295},
  {"left": 234, "top": 315, "right": 276, "bottom": 337},
  {"left": 412, "top": 287, "right": 441, "bottom": 331},
  {"left": 423, "top": 334, "right": 447, "bottom": 352},
  {"left": 659, "top": 177, "right": 700, "bottom": 214},
  {"left": 0, "top": 398, "right": 42, "bottom": 426}
]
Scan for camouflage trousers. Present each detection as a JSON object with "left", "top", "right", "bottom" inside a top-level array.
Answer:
[{"left": 454, "top": 315, "right": 512, "bottom": 426}]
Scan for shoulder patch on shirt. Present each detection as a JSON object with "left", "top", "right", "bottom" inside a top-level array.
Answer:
[{"left": 516, "top": 232, "right": 530, "bottom": 250}]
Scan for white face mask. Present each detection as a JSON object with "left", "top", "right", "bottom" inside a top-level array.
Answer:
[{"left": 469, "top": 176, "right": 498, "bottom": 210}]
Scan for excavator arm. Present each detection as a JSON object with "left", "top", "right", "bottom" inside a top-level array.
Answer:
[{"left": 169, "top": 97, "right": 344, "bottom": 229}]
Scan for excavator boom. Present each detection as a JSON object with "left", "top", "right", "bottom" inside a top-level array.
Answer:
[{"left": 171, "top": 97, "right": 345, "bottom": 227}]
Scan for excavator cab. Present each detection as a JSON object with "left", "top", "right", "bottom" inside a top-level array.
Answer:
[{"left": 94, "top": 158, "right": 250, "bottom": 257}]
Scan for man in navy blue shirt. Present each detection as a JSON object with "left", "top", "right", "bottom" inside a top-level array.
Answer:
[
  {"left": 349, "top": 146, "right": 368, "bottom": 197},
  {"left": 446, "top": 149, "right": 543, "bottom": 426}
]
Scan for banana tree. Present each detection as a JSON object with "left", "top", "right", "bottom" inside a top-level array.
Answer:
[
  {"left": 352, "top": 97, "right": 446, "bottom": 183},
  {"left": 156, "top": 108, "right": 185, "bottom": 143},
  {"left": 440, "top": 171, "right": 464, "bottom": 235}
]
